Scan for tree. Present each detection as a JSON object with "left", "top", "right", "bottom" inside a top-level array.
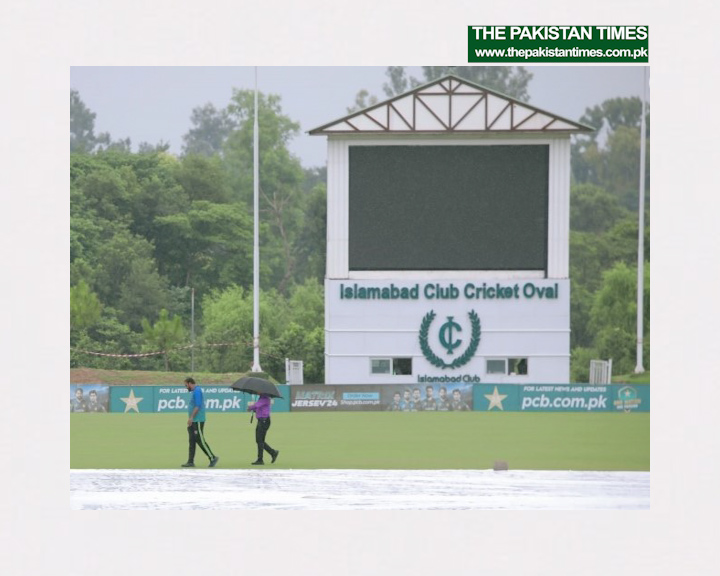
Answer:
[
  {"left": 382, "top": 66, "right": 421, "bottom": 98},
  {"left": 263, "top": 323, "right": 325, "bottom": 383},
  {"left": 70, "top": 280, "right": 102, "bottom": 331},
  {"left": 603, "top": 125, "right": 650, "bottom": 210},
  {"left": 72, "top": 161, "right": 138, "bottom": 223},
  {"left": 141, "top": 309, "right": 187, "bottom": 371},
  {"left": 200, "top": 285, "right": 290, "bottom": 373},
  {"left": 128, "top": 153, "right": 187, "bottom": 240},
  {"left": 97, "top": 137, "right": 133, "bottom": 153},
  {"left": 70, "top": 90, "right": 101, "bottom": 153},
  {"left": 588, "top": 262, "right": 650, "bottom": 375},
  {"left": 570, "top": 183, "right": 629, "bottom": 234},
  {"left": 174, "top": 154, "right": 233, "bottom": 204},
  {"left": 182, "top": 103, "right": 237, "bottom": 157},
  {"left": 71, "top": 307, "right": 144, "bottom": 370},
  {"left": 572, "top": 97, "right": 650, "bottom": 209},
  {"left": 117, "top": 258, "right": 171, "bottom": 331},
  {"left": 570, "top": 347, "right": 596, "bottom": 383},
  {"left": 222, "top": 89, "right": 305, "bottom": 293},
  {"left": 70, "top": 212, "right": 103, "bottom": 265},
  {"left": 302, "top": 326, "right": 325, "bottom": 383},
  {"left": 579, "top": 97, "right": 646, "bottom": 137},
  {"left": 346, "top": 89, "right": 379, "bottom": 114},
  {"left": 92, "top": 227, "right": 159, "bottom": 305},
  {"left": 260, "top": 279, "right": 325, "bottom": 381},
  {"left": 70, "top": 90, "right": 132, "bottom": 154},
  {"left": 153, "top": 201, "right": 254, "bottom": 293},
  {"left": 570, "top": 282, "right": 595, "bottom": 351},
  {"left": 138, "top": 140, "right": 171, "bottom": 154},
  {"left": 302, "top": 166, "right": 326, "bottom": 193},
  {"left": 601, "top": 215, "right": 650, "bottom": 271},
  {"left": 295, "top": 183, "right": 327, "bottom": 284},
  {"left": 570, "top": 204, "right": 650, "bottom": 376},
  {"left": 287, "top": 277, "right": 324, "bottom": 330}
]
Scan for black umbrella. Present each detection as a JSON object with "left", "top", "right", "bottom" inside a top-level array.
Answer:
[
  {"left": 231, "top": 376, "right": 282, "bottom": 423},
  {"left": 231, "top": 376, "right": 283, "bottom": 398}
]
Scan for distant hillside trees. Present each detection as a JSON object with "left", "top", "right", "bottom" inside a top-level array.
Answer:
[{"left": 70, "top": 89, "right": 327, "bottom": 381}]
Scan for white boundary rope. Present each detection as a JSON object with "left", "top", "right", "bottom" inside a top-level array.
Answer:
[{"left": 72, "top": 342, "right": 241, "bottom": 358}]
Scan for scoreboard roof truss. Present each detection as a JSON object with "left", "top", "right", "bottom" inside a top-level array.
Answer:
[{"left": 309, "top": 74, "right": 594, "bottom": 136}]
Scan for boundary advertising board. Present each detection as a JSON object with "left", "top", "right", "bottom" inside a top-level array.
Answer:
[
  {"left": 474, "top": 384, "right": 650, "bottom": 412},
  {"left": 97, "top": 385, "right": 291, "bottom": 414},
  {"left": 289, "top": 384, "right": 474, "bottom": 412},
  {"left": 70, "top": 383, "right": 110, "bottom": 413},
  {"left": 71, "top": 384, "right": 648, "bottom": 413}
]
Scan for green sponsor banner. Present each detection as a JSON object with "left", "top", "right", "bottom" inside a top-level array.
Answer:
[
  {"left": 105, "top": 384, "right": 647, "bottom": 413},
  {"left": 468, "top": 26, "right": 649, "bottom": 63},
  {"left": 108, "top": 385, "right": 290, "bottom": 414},
  {"left": 289, "top": 384, "right": 474, "bottom": 412},
  {"left": 474, "top": 384, "right": 649, "bottom": 412}
]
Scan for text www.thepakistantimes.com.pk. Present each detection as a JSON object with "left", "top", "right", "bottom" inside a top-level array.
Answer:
[{"left": 474, "top": 46, "right": 649, "bottom": 60}]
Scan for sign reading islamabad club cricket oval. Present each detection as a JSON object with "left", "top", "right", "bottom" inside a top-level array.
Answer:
[{"left": 325, "top": 278, "right": 570, "bottom": 385}]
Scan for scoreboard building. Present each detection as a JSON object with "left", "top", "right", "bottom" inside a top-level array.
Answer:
[{"left": 309, "top": 75, "right": 592, "bottom": 385}]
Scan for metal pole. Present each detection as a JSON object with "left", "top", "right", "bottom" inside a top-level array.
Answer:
[
  {"left": 252, "top": 67, "right": 262, "bottom": 372},
  {"left": 634, "top": 67, "right": 648, "bottom": 374},
  {"left": 191, "top": 287, "right": 195, "bottom": 373}
]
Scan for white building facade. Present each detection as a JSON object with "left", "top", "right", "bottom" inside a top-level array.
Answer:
[{"left": 310, "top": 75, "right": 592, "bottom": 385}]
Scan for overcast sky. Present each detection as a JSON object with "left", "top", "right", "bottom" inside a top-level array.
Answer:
[{"left": 70, "top": 66, "right": 647, "bottom": 168}]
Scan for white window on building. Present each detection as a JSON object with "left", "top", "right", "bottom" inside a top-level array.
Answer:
[
  {"left": 370, "top": 357, "right": 413, "bottom": 376},
  {"left": 487, "top": 358, "right": 529, "bottom": 376},
  {"left": 371, "top": 358, "right": 391, "bottom": 374},
  {"left": 509, "top": 358, "right": 528, "bottom": 375},
  {"left": 487, "top": 359, "right": 506, "bottom": 374},
  {"left": 393, "top": 358, "right": 412, "bottom": 375}
]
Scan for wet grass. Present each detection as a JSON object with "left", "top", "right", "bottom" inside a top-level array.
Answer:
[{"left": 71, "top": 411, "right": 649, "bottom": 471}]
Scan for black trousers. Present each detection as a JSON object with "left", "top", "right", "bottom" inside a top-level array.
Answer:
[
  {"left": 187, "top": 421, "right": 215, "bottom": 463},
  {"left": 255, "top": 417, "right": 275, "bottom": 460}
]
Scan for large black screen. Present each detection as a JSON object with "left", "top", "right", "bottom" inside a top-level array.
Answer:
[{"left": 348, "top": 145, "right": 549, "bottom": 271}]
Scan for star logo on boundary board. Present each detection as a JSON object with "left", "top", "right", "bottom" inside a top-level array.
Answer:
[
  {"left": 484, "top": 386, "right": 507, "bottom": 411},
  {"left": 120, "top": 389, "right": 144, "bottom": 413}
]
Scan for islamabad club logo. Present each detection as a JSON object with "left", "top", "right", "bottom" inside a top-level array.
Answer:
[{"left": 419, "top": 310, "right": 481, "bottom": 369}]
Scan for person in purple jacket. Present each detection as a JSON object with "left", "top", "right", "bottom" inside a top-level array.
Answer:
[{"left": 247, "top": 394, "right": 279, "bottom": 465}]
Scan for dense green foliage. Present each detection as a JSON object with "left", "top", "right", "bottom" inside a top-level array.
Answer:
[
  {"left": 70, "top": 69, "right": 649, "bottom": 383},
  {"left": 70, "top": 89, "right": 326, "bottom": 380},
  {"left": 70, "top": 412, "right": 649, "bottom": 470},
  {"left": 569, "top": 97, "right": 650, "bottom": 380}
]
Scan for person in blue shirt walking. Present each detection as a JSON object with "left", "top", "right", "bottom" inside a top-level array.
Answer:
[{"left": 181, "top": 377, "right": 219, "bottom": 468}]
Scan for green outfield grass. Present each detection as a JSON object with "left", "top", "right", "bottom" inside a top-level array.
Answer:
[{"left": 70, "top": 411, "right": 649, "bottom": 471}]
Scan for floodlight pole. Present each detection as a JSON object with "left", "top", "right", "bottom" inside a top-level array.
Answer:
[
  {"left": 634, "top": 67, "right": 648, "bottom": 374},
  {"left": 251, "top": 67, "right": 262, "bottom": 373},
  {"left": 191, "top": 287, "right": 195, "bottom": 373}
]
